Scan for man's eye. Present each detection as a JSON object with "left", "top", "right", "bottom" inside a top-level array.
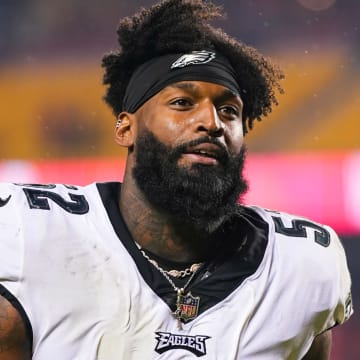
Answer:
[
  {"left": 218, "top": 105, "right": 240, "bottom": 117},
  {"left": 170, "top": 98, "right": 193, "bottom": 107}
]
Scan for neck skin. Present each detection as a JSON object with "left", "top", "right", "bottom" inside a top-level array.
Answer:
[{"left": 119, "top": 164, "right": 222, "bottom": 263}]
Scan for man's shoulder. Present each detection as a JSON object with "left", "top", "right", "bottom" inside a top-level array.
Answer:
[
  {"left": 232, "top": 204, "right": 339, "bottom": 260},
  {"left": 240, "top": 204, "right": 348, "bottom": 282},
  {"left": 242, "top": 204, "right": 336, "bottom": 246},
  {"left": 0, "top": 182, "right": 112, "bottom": 228},
  {"left": 0, "top": 181, "right": 118, "bottom": 273},
  {"left": 242, "top": 205, "right": 353, "bottom": 326}
]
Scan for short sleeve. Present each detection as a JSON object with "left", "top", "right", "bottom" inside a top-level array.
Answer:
[
  {"left": 253, "top": 205, "right": 354, "bottom": 336},
  {"left": 0, "top": 183, "right": 24, "bottom": 292},
  {"left": 325, "top": 225, "right": 353, "bottom": 328}
]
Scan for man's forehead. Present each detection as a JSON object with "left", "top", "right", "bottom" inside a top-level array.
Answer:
[{"left": 122, "top": 52, "right": 241, "bottom": 114}]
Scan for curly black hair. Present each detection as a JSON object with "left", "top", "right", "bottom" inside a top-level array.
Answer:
[{"left": 102, "top": 0, "right": 284, "bottom": 133}]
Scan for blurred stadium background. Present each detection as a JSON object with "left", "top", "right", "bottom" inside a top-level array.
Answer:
[{"left": 0, "top": 0, "right": 358, "bottom": 357}]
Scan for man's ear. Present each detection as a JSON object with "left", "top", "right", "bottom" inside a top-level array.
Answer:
[{"left": 114, "top": 112, "right": 136, "bottom": 148}]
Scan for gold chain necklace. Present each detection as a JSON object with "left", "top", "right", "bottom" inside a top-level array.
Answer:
[
  {"left": 138, "top": 248, "right": 203, "bottom": 329},
  {"left": 140, "top": 250, "right": 203, "bottom": 278}
]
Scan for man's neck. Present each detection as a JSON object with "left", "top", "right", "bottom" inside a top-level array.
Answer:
[{"left": 119, "top": 177, "right": 222, "bottom": 263}]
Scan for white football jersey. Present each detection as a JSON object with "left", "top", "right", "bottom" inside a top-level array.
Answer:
[{"left": 0, "top": 182, "right": 353, "bottom": 359}]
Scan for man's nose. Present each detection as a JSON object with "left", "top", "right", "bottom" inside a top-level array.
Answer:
[{"left": 195, "top": 103, "right": 224, "bottom": 137}]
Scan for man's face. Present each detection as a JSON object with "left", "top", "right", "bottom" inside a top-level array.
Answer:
[
  {"left": 130, "top": 81, "right": 248, "bottom": 231},
  {"left": 133, "top": 81, "right": 245, "bottom": 165}
]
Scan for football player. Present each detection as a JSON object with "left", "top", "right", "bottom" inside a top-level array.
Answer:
[{"left": 0, "top": 0, "right": 352, "bottom": 359}]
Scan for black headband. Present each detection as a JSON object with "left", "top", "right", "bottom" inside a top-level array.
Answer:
[{"left": 122, "top": 50, "right": 240, "bottom": 113}]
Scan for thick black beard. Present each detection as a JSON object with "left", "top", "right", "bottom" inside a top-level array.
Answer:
[{"left": 132, "top": 131, "right": 248, "bottom": 233}]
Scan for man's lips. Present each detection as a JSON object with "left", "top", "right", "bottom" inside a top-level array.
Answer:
[
  {"left": 182, "top": 142, "right": 226, "bottom": 165},
  {"left": 184, "top": 142, "right": 225, "bottom": 159}
]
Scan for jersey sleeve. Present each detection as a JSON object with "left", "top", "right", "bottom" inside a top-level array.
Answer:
[
  {"left": 251, "top": 206, "right": 354, "bottom": 337},
  {"left": 0, "top": 183, "right": 24, "bottom": 294},
  {"left": 323, "top": 225, "right": 353, "bottom": 329}
]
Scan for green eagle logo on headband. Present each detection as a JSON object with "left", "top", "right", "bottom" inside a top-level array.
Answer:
[{"left": 171, "top": 51, "right": 216, "bottom": 69}]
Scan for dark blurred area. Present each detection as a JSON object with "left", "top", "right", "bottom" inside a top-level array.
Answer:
[
  {"left": 0, "top": 0, "right": 359, "bottom": 60},
  {"left": 0, "top": 1, "right": 358, "bottom": 358}
]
